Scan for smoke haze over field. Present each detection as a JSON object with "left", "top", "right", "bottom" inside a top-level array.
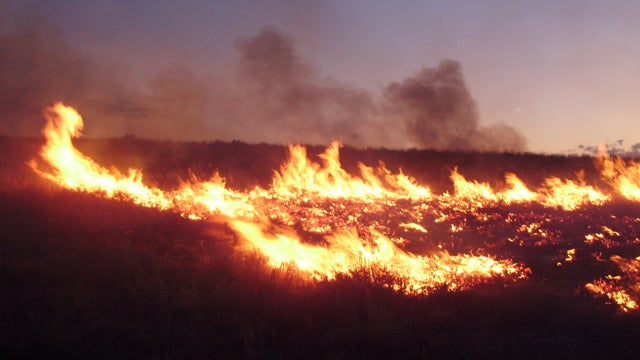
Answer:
[
  {"left": 2, "top": 1, "right": 640, "bottom": 153},
  {"left": 0, "top": 6, "right": 214, "bottom": 141},
  {"left": 0, "top": 5, "right": 528, "bottom": 151}
]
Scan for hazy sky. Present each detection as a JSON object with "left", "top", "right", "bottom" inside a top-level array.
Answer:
[{"left": 5, "top": 0, "right": 640, "bottom": 153}]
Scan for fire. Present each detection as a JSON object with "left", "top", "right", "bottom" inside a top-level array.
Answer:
[
  {"left": 172, "top": 175, "right": 256, "bottom": 219},
  {"left": 29, "top": 103, "right": 530, "bottom": 295},
  {"left": 599, "top": 154, "right": 640, "bottom": 202},
  {"left": 272, "top": 141, "right": 431, "bottom": 200},
  {"left": 230, "top": 218, "right": 525, "bottom": 294},
  {"left": 29, "top": 103, "right": 254, "bottom": 218},
  {"left": 446, "top": 168, "right": 607, "bottom": 210},
  {"left": 27, "top": 103, "right": 640, "bottom": 307},
  {"left": 450, "top": 168, "right": 498, "bottom": 205},
  {"left": 539, "top": 174, "right": 609, "bottom": 211},
  {"left": 29, "top": 103, "right": 172, "bottom": 209},
  {"left": 502, "top": 172, "right": 538, "bottom": 203},
  {"left": 585, "top": 256, "right": 640, "bottom": 312}
]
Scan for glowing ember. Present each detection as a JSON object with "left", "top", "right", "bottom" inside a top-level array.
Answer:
[{"left": 585, "top": 255, "right": 640, "bottom": 312}]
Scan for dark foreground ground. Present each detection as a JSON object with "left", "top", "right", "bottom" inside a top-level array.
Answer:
[{"left": 1, "top": 137, "right": 640, "bottom": 359}]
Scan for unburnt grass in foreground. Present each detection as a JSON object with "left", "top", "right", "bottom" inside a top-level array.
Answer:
[{"left": 1, "top": 135, "right": 640, "bottom": 358}]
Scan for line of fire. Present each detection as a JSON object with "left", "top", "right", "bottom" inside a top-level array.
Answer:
[{"left": 26, "top": 102, "right": 640, "bottom": 314}]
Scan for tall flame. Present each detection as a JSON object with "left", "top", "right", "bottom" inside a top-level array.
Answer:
[
  {"left": 29, "top": 103, "right": 171, "bottom": 209},
  {"left": 272, "top": 141, "right": 431, "bottom": 200},
  {"left": 599, "top": 154, "right": 640, "bottom": 202}
]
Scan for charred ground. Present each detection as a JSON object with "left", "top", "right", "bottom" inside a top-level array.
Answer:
[{"left": 1, "top": 137, "right": 639, "bottom": 359}]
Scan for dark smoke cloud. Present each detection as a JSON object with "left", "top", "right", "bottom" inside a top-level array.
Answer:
[
  {"left": 0, "top": 6, "right": 526, "bottom": 152},
  {"left": 226, "top": 27, "right": 526, "bottom": 151},
  {"left": 384, "top": 60, "right": 526, "bottom": 152},
  {"left": 227, "top": 26, "right": 382, "bottom": 147}
]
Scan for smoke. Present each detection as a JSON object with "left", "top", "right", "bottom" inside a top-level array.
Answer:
[
  {"left": 0, "top": 6, "right": 526, "bottom": 152},
  {"left": 227, "top": 26, "right": 383, "bottom": 147},
  {"left": 383, "top": 60, "right": 526, "bottom": 152},
  {"left": 210, "top": 26, "right": 526, "bottom": 152},
  {"left": 0, "top": 6, "right": 213, "bottom": 140},
  {"left": 0, "top": 6, "right": 104, "bottom": 136}
]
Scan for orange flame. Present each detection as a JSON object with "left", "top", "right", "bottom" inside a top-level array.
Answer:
[
  {"left": 31, "top": 103, "right": 640, "bottom": 309},
  {"left": 272, "top": 141, "right": 431, "bottom": 200},
  {"left": 447, "top": 168, "right": 607, "bottom": 210},
  {"left": 450, "top": 168, "right": 498, "bottom": 204},
  {"left": 29, "top": 103, "right": 171, "bottom": 209},
  {"left": 28, "top": 103, "right": 539, "bottom": 296},
  {"left": 540, "top": 174, "right": 609, "bottom": 211},
  {"left": 502, "top": 173, "right": 538, "bottom": 203},
  {"left": 599, "top": 153, "right": 640, "bottom": 202},
  {"left": 585, "top": 255, "right": 640, "bottom": 313},
  {"left": 230, "top": 218, "right": 525, "bottom": 294}
]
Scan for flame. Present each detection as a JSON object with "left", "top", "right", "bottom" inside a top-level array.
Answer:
[
  {"left": 450, "top": 168, "right": 498, "bottom": 205},
  {"left": 272, "top": 141, "right": 431, "bottom": 200},
  {"left": 29, "top": 103, "right": 171, "bottom": 209},
  {"left": 30, "top": 103, "right": 640, "bottom": 309},
  {"left": 176, "top": 178, "right": 256, "bottom": 218},
  {"left": 447, "top": 168, "right": 607, "bottom": 210},
  {"left": 230, "top": 218, "right": 526, "bottom": 294},
  {"left": 29, "top": 103, "right": 531, "bottom": 296},
  {"left": 502, "top": 173, "right": 538, "bottom": 203},
  {"left": 28, "top": 103, "right": 256, "bottom": 218},
  {"left": 585, "top": 256, "right": 640, "bottom": 312},
  {"left": 599, "top": 154, "right": 640, "bottom": 202},
  {"left": 540, "top": 175, "right": 609, "bottom": 211}
]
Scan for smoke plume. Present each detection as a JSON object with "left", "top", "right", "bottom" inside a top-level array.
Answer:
[
  {"left": 383, "top": 60, "right": 526, "bottom": 152},
  {"left": 227, "top": 26, "right": 382, "bottom": 147},
  {"left": 0, "top": 6, "right": 526, "bottom": 152}
]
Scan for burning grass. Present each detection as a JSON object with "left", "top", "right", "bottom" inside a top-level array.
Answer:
[
  {"left": 2, "top": 103, "right": 640, "bottom": 357},
  {"left": 2, "top": 189, "right": 640, "bottom": 358}
]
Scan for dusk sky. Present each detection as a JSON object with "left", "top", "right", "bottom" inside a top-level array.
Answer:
[{"left": 3, "top": 0, "right": 640, "bottom": 153}]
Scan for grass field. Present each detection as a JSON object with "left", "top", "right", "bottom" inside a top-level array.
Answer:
[{"left": 2, "top": 137, "right": 640, "bottom": 359}]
